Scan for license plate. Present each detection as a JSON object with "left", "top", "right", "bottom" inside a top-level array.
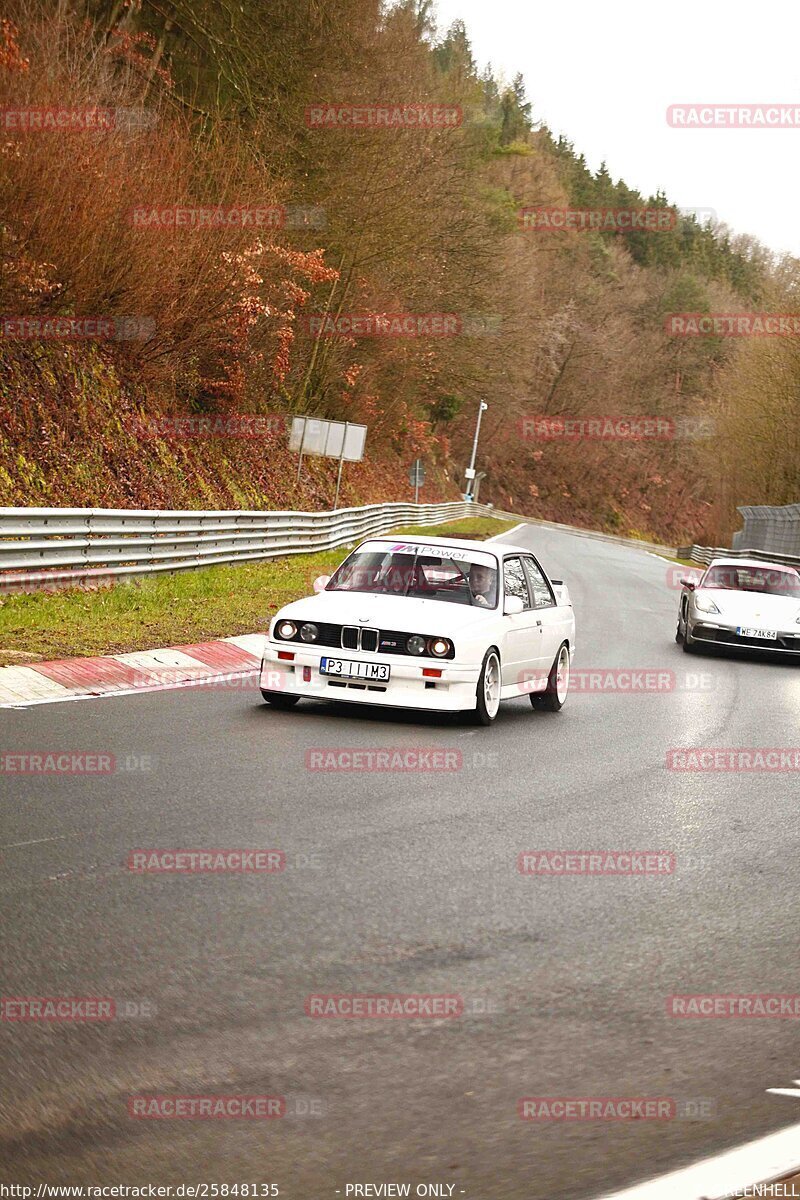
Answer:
[
  {"left": 737, "top": 627, "right": 777, "bottom": 640},
  {"left": 320, "top": 657, "right": 391, "bottom": 682}
]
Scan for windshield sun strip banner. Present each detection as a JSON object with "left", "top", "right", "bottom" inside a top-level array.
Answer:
[{"left": 362, "top": 540, "right": 498, "bottom": 568}]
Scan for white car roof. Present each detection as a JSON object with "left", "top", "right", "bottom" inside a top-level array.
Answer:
[
  {"left": 366, "top": 535, "right": 530, "bottom": 557},
  {"left": 705, "top": 557, "right": 800, "bottom": 575}
]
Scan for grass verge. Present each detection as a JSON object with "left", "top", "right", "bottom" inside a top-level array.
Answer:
[{"left": 0, "top": 516, "right": 515, "bottom": 664}]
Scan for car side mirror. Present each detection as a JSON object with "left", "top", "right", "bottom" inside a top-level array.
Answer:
[
  {"left": 504, "top": 595, "right": 524, "bottom": 615},
  {"left": 550, "top": 579, "right": 570, "bottom": 606},
  {"left": 313, "top": 575, "right": 331, "bottom": 593},
  {"left": 680, "top": 578, "right": 697, "bottom": 591}
]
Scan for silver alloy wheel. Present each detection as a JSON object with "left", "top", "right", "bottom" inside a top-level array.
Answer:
[
  {"left": 555, "top": 644, "right": 570, "bottom": 704},
  {"left": 483, "top": 652, "right": 501, "bottom": 718}
]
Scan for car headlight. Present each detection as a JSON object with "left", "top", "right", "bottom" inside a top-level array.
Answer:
[
  {"left": 429, "top": 637, "right": 452, "bottom": 657},
  {"left": 276, "top": 620, "right": 297, "bottom": 639},
  {"left": 407, "top": 635, "right": 427, "bottom": 655},
  {"left": 300, "top": 623, "right": 319, "bottom": 643},
  {"left": 694, "top": 596, "right": 720, "bottom": 614}
]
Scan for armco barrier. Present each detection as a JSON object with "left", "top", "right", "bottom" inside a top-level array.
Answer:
[
  {"left": 733, "top": 503, "right": 800, "bottom": 556},
  {"left": 681, "top": 543, "right": 800, "bottom": 569},
  {"left": 0, "top": 501, "right": 497, "bottom": 593}
]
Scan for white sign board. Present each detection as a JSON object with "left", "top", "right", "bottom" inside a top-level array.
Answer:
[{"left": 289, "top": 417, "right": 367, "bottom": 462}]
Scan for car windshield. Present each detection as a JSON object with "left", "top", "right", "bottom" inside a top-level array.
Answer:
[
  {"left": 702, "top": 565, "right": 800, "bottom": 597},
  {"left": 327, "top": 541, "right": 499, "bottom": 607}
]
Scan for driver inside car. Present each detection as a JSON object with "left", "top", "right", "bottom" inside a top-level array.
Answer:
[{"left": 468, "top": 562, "right": 496, "bottom": 607}]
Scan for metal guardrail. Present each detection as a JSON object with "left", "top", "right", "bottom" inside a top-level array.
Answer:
[
  {"left": 681, "top": 543, "right": 800, "bottom": 569},
  {"left": 732, "top": 503, "right": 800, "bottom": 556},
  {"left": 16, "top": 495, "right": 784, "bottom": 595},
  {"left": 0, "top": 501, "right": 497, "bottom": 592}
]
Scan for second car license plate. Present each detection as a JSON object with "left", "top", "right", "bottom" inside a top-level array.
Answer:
[
  {"left": 320, "top": 657, "right": 391, "bottom": 682},
  {"left": 737, "top": 627, "right": 777, "bottom": 640}
]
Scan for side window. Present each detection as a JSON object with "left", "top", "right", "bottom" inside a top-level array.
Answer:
[
  {"left": 503, "top": 557, "right": 532, "bottom": 610},
  {"left": 523, "top": 556, "right": 555, "bottom": 609}
]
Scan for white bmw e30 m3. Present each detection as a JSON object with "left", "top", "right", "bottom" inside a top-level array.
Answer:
[{"left": 259, "top": 534, "right": 575, "bottom": 724}]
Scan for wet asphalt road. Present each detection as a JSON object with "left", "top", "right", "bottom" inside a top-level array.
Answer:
[{"left": 2, "top": 522, "right": 800, "bottom": 1198}]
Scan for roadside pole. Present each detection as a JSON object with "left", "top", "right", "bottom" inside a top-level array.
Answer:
[
  {"left": 465, "top": 400, "right": 488, "bottom": 499},
  {"left": 409, "top": 459, "right": 425, "bottom": 505},
  {"left": 295, "top": 416, "right": 308, "bottom": 485},
  {"left": 333, "top": 421, "right": 349, "bottom": 510}
]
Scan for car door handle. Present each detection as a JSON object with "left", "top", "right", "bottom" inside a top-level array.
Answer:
[{"left": 536, "top": 619, "right": 542, "bottom": 627}]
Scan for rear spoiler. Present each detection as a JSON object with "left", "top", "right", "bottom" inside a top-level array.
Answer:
[{"left": 550, "top": 579, "right": 571, "bottom": 606}]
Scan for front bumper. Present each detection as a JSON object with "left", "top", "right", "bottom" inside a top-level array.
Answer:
[
  {"left": 260, "top": 642, "right": 481, "bottom": 712},
  {"left": 690, "top": 620, "right": 800, "bottom": 655}
]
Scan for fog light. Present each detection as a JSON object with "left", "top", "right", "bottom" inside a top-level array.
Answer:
[
  {"left": 277, "top": 651, "right": 294, "bottom": 661},
  {"left": 422, "top": 668, "right": 442, "bottom": 678}
]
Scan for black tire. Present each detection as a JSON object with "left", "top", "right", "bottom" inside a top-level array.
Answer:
[
  {"left": 681, "top": 622, "right": 698, "bottom": 654},
  {"left": 261, "top": 689, "right": 300, "bottom": 709},
  {"left": 531, "top": 642, "right": 570, "bottom": 712},
  {"left": 472, "top": 649, "right": 501, "bottom": 726},
  {"left": 675, "top": 621, "right": 684, "bottom": 644}
]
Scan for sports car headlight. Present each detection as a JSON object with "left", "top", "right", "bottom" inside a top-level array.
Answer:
[
  {"left": 694, "top": 596, "right": 720, "bottom": 614},
  {"left": 429, "top": 637, "right": 452, "bottom": 657},
  {"left": 407, "top": 635, "right": 427, "bottom": 655},
  {"left": 300, "top": 623, "right": 319, "bottom": 643},
  {"left": 276, "top": 620, "right": 297, "bottom": 639}
]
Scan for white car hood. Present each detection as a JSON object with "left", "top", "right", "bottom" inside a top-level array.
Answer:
[
  {"left": 696, "top": 589, "right": 800, "bottom": 629},
  {"left": 272, "top": 590, "right": 493, "bottom": 636}
]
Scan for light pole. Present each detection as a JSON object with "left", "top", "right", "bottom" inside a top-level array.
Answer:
[{"left": 465, "top": 400, "right": 488, "bottom": 500}]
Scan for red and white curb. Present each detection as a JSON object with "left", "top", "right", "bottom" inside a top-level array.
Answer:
[
  {"left": 0, "top": 634, "right": 265, "bottom": 708},
  {"left": 595, "top": 1117, "right": 800, "bottom": 1199}
]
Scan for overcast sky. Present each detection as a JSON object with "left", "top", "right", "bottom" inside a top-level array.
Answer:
[{"left": 433, "top": 0, "right": 800, "bottom": 258}]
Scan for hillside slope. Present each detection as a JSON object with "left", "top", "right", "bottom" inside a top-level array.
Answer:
[{"left": 1, "top": 5, "right": 795, "bottom": 541}]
